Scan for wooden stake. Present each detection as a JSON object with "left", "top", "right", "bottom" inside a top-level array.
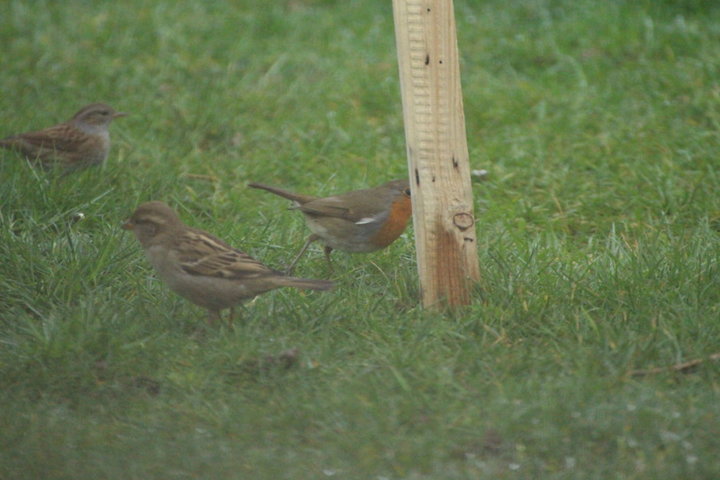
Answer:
[{"left": 392, "top": 0, "right": 480, "bottom": 308}]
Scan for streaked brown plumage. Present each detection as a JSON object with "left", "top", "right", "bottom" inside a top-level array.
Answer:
[
  {"left": 0, "top": 103, "right": 126, "bottom": 172},
  {"left": 123, "top": 201, "right": 333, "bottom": 324}
]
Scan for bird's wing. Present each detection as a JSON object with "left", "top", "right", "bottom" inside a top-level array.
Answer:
[
  {"left": 297, "top": 191, "right": 388, "bottom": 224},
  {"left": 296, "top": 197, "right": 352, "bottom": 219},
  {"left": 175, "top": 229, "right": 276, "bottom": 279},
  {"left": 3, "top": 124, "right": 86, "bottom": 154}
]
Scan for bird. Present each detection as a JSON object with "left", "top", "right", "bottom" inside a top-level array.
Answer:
[
  {"left": 122, "top": 201, "right": 334, "bottom": 324},
  {"left": 0, "top": 103, "right": 126, "bottom": 172},
  {"left": 247, "top": 179, "right": 412, "bottom": 272}
]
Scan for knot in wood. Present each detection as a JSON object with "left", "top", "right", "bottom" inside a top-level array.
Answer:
[{"left": 453, "top": 212, "right": 474, "bottom": 231}]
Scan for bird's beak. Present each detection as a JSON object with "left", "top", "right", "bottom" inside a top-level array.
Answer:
[
  {"left": 122, "top": 221, "right": 134, "bottom": 230},
  {"left": 113, "top": 112, "right": 129, "bottom": 118}
]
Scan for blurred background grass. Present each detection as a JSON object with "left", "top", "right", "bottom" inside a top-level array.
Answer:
[{"left": 1, "top": 0, "right": 719, "bottom": 478}]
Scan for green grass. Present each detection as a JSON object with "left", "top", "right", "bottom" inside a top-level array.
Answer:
[{"left": 1, "top": 0, "right": 720, "bottom": 478}]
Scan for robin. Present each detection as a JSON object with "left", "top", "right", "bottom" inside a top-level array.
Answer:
[{"left": 248, "top": 179, "right": 412, "bottom": 272}]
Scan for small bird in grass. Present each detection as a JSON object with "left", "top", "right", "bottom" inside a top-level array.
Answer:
[
  {"left": 0, "top": 103, "right": 126, "bottom": 172},
  {"left": 248, "top": 179, "right": 412, "bottom": 273},
  {"left": 123, "top": 201, "right": 334, "bottom": 324}
]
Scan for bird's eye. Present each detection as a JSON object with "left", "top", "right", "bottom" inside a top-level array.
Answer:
[{"left": 403, "top": 188, "right": 411, "bottom": 197}]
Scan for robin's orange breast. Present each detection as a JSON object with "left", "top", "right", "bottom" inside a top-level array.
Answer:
[{"left": 368, "top": 195, "right": 412, "bottom": 248}]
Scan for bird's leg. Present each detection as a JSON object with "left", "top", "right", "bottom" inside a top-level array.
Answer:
[
  {"left": 227, "top": 307, "right": 235, "bottom": 328},
  {"left": 324, "top": 246, "right": 334, "bottom": 273},
  {"left": 286, "top": 234, "right": 319, "bottom": 274},
  {"left": 206, "top": 309, "right": 221, "bottom": 325}
]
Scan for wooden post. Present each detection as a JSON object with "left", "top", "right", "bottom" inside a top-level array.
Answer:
[{"left": 392, "top": 0, "right": 480, "bottom": 308}]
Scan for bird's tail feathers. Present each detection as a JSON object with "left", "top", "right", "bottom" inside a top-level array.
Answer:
[
  {"left": 277, "top": 276, "right": 334, "bottom": 291},
  {"left": 247, "top": 182, "right": 316, "bottom": 204}
]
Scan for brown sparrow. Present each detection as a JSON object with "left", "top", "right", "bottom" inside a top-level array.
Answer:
[
  {"left": 0, "top": 103, "right": 126, "bottom": 172},
  {"left": 248, "top": 179, "right": 411, "bottom": 272},
  {"left": 123, "top": 201, "right": 334, "bottom": 324}
]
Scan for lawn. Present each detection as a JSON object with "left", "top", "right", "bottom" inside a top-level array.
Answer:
[{"left": 1, "top": 0, "right": 719, "bottom": 478}]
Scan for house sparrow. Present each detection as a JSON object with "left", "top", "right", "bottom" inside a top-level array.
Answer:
[
  {"left": 0, "top": 103, "right": 126, "bottom": 172},
  {"left": 123, "top": 201, "right": 334, "bottom": 324},
  {"left": 248, "top": 179, "right": 412, "bottom": 272}
]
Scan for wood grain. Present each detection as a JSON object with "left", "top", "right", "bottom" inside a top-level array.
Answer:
[{"left": 392, "top": 0, "right": 480, "bottom": 308}]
